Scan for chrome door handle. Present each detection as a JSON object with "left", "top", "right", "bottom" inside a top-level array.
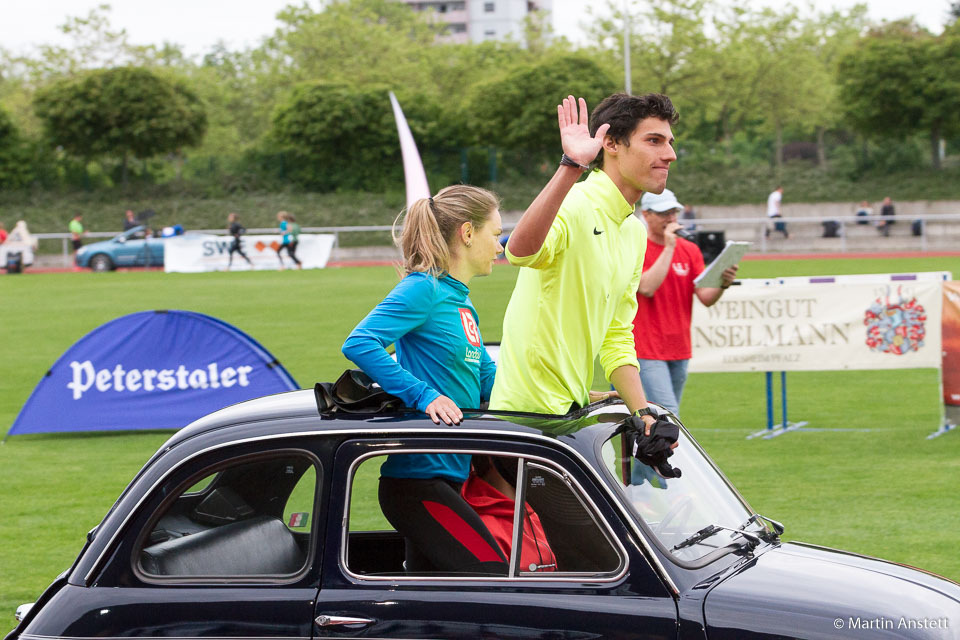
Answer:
[{"left": 315, "top": 614, "right": 375, "bottom": 627}]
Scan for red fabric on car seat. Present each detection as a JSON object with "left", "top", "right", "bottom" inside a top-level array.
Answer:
[{"left": 461, "top": 474, "right": 557, "bottom": 572}]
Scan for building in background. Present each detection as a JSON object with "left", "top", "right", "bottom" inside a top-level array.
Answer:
[{"left": 399, "top": 0, "right": 552, "bottom": 44}]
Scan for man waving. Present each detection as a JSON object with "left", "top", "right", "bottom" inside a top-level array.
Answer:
[{"left": 490, "top": 93, "right": 679, "bottom": 434}]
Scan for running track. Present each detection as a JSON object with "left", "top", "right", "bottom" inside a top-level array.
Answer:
[{"left": 18, "top": 250, "right": 960, "bottom": 274}]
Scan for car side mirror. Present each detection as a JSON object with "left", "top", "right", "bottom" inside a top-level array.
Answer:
[{"left": 116, "top": 236, "right": 126, "bottom": 244}]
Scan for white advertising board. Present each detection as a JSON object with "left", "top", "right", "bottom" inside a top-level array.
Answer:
[
  {"left": 164, "top": 234, "right": 336, "bottom": 273},
  {"left": 689, "top": 279, "right": 943, "bottom": 373}
]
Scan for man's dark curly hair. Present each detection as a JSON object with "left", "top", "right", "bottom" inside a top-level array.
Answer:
[{"left": 589, "top": 93, "right": 679, "bottom": 169}]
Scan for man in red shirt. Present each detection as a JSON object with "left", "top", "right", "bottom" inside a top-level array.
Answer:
[{"left": 633, "top": 189, "right": 738, "bottom": 414}]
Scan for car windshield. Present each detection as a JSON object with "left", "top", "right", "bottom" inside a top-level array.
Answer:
[{"left": 599, "top": 419, "right": 766, "bottom": 564}]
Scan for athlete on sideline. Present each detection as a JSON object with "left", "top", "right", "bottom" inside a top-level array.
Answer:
[
  {"left": 342, "top": 185, "right": 508, "bottom": 575},
  {"left": 490, "top": 93, "right": 679, "bottom": 436}
]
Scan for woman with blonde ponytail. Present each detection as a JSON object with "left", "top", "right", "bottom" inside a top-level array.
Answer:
[{"left": 342, "top": 184, "right": 506, "bottom": 574}]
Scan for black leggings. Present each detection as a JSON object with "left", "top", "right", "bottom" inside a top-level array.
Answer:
[
  {"left": 277, "top": 241, "right": 301, "bottom": 265},
  {"left": 379, "top": 476, "right": 508, "bottom": 575},
  {"left": 228, "top": 239, "right": 250, "bottom": 264}
]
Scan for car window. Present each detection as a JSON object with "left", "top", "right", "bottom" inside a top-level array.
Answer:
[
  {"left": 136, "top": 452, "right": 319, "bottom": 579},
  {"left": 182, "top": 473, "right": 218, "bottom": 495},
  {"left": 344, "top": 451, "right": 623, "bottom": 580},
  {"left": 601, "top": 429, "right": 756, "bottom": 564},
  {"left": 283, "top": 465, "right": 316, "bottom": 534}
]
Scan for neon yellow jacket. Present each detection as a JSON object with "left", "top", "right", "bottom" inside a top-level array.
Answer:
[{"left": 490, "top": 170, "right": 646, "bottom": 414}]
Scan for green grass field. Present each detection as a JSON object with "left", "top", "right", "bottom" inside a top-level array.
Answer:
[{"left": 2, "top": 256, "right": 959, "bottom": 632}]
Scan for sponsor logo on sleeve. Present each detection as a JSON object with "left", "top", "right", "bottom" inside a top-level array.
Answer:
[{"left": 459, "top": 308, "right": 482, "bottom": 347}]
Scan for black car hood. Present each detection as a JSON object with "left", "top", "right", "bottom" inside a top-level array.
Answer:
[{"left": 703, "top": 542, "right": 960, "bottom": 639}]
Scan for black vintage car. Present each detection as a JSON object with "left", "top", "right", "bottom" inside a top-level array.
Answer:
[{"left": 8, "top": 391, "right": 960, "bottom": 639}]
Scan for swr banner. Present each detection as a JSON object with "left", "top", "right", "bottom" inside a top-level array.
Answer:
[
  {"left": 689, "top": 280, "right": 943, "bottom": 373},
  {"left": 943, "top": 282, "right": 960, "bottom": 406},
  {"left": 164, "top": 233, "right": 335, "bottom": 273}
]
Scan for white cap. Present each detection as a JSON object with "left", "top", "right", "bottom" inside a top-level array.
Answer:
[{"left": 640, "top": 188, "right": 683, "bottom": 213}]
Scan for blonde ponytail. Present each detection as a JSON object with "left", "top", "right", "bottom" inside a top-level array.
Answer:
[{"left": 393, "top": 185, "right": 500, "bottom": 277}]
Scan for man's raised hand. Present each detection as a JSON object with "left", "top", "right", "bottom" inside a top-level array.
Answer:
[{"left": 557, "top": 96, "right": 610, "bottom": 168}]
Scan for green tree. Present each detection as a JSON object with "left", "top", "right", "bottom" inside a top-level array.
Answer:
[
  {"left": 33, "top": 66, "right": 207, "bottom": 187},
  {"left": 195, "top": 43, "right": 276, "bottom": 154},
  {"left": 838, "top": 22, "right": 960, "bottom": 169},
  {"left": 702, "top": 6, "right": 851, "bottom": 172},
  {"left": 257, "top": 0, "right": 540, "bottom": 114},
  {"left": 1, "top": 5, "right": 195, "bottom": 139},
  {"left": 584, "top": 0, "right": 861, "bottom": 171},
  {"left": 801, "top": 7, "right": 868, "bottom": 167},
  {"left": 467, "top": 55, "right": 617, "bottom": 155},
  {"left": 746, "top": 8, "right": 831, "bottom": 173},
  {"left": 0, "top": 107, "right": 33, "bottom": 187},
  {"left": 261, "top": 0, "right": 439, "bottom": 89},
  {"left": 587, "top": 0, "right": 718, "bottom": 98},
  {"left": 271, "top": 82, "right": 455, "bottom": 191},
  {"left": 922, "top": 25, "right": 960, "bottom": 168},
  {"left": 4, "top": 4, "right": 176, "bottom": 86}
]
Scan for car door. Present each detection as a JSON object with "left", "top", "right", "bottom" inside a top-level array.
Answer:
[
  {"left": 27, "top": 436, "right": 328, "bottom": 639},
  {"left": 112, "top": 231, "right": 147, "bottom": 266},
  {"left": 146, "top": 235, "right": 165, "bottom": 265},
  {"left": 313, "top": 436, "right": 678, "bottom": 639}
]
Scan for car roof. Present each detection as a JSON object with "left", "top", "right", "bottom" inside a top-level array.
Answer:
[{"left": 158, "top": 389, "right": 633, "bottom": 454}]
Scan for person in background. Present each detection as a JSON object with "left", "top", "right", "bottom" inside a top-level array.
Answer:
[
  {"left": 226, "top": 212, "right": 253, "bottom": 270},
  {"left": 877, "top": 196, "right": 896, "bottom": 237},
  {"left": 765, "top": 186, "right": 788, "bottom": 238},
  {"left": 681, "top": 203, "right": 697, "bottom": 231},
  {"left": 123, "top": 210, "right": 138, "bottom": 231},
  {"left": 855, "top": 200, "right": 872, "bottom": 225},
  {"left": 8, "top": 220, "right": 34, "bottom": 246},
  {"left": 276, "top": 211, "right": 302, "bottom": 270},
  {"left": 342, "top": 185, "right": 507, "bottom": 575},
  {"left": 6, "top": 220, "right": 38, "bottom": 268},
  {"left": 69, "top": 214, "right": 86, "bottom": 256},
  {"left": 634, "top": 188, "right": 738, "bottom": 414},
  {"left": 0, "top": 221, "right": 7, "bottom": 244}
]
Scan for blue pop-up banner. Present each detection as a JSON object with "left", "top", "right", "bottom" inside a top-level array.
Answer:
[{"left": 7, "top": 310, "right": 299, "bottom": 436}]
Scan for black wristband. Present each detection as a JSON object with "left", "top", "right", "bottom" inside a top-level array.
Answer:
[
  {"left": 560, "top": 154, "right": 590, "bottom": 171},
  {"left": 633, "top": 407, "right": 656, "bottom": 420}
]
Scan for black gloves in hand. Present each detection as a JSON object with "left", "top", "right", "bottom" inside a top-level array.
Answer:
[{"left": 627, "top": 416, "right": 682, "bottom": 478}]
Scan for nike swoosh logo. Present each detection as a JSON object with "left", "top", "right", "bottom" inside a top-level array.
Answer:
[{"left": 594, "top": 227, "right": 603, "bottom": 235}]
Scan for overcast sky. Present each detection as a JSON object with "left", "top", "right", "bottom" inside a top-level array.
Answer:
[{"left": 0, "top": 0, "right": 953, "bottom": 58}]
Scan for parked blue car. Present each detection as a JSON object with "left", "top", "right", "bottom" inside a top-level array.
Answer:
[
  {"left": 7, "top": 392, "right": 960, "bottom": 639},
  {"left": 75, "top": 226, "right": 165, "bottom": 271}
]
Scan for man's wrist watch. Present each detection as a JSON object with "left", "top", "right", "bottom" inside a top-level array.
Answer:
[
  {"left": 634, "top": 407, "right": 656, "bottom": 420},
  {"left": 560, "top": 153, "right": 590, "bottom": 171}
]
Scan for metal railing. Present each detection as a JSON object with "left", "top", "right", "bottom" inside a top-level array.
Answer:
[
  {"left": 27, "top": 213, "right": 960, "bottom": 268},
  {"left": 681, "top": 213, "right": 960, "bottom": 254}
]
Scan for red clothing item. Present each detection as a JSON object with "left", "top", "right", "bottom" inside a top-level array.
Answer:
[
  {"left": 0, "top": 229, "right": 7, "bottom": 244},
  {"left": 461, "top": 474, "right": 557, "bottom": 573},
  {"left": 633, "top": 238, "right": 705, "bottom": 360}
]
